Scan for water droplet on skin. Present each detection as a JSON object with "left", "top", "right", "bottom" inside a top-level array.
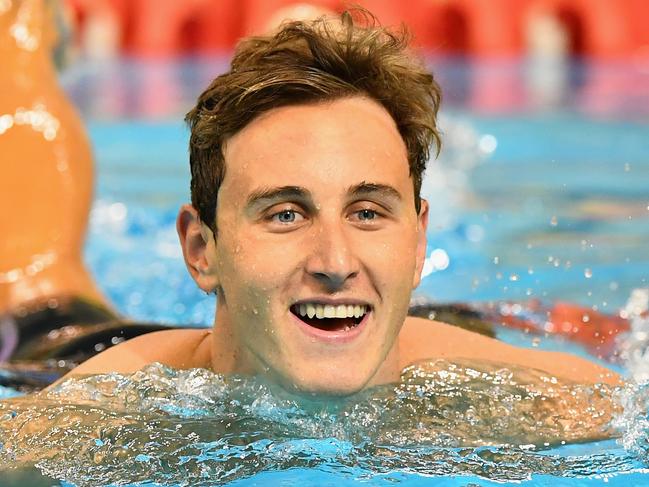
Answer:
[
  {"left": 582, "top": 314, "right": 590, "bottom": 323},
  {"left": 584, "top": 268, "right": 593, "bottom": 279}
]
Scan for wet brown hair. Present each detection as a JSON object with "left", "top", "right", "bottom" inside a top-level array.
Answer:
[{"left": 185, "top": 10, "right": 442, "bottom": 233}]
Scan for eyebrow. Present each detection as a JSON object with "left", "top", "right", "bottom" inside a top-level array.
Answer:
[
  {"left": 245, "top": 186, "right": 312, "bottom": 209},
  {"left": 347, "top": 182, "right": 402, "bottom": 203}
]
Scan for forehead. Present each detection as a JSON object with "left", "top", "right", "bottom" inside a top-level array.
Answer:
[{"left": 220, "top": 96, "right": 411, "bottom": 199}]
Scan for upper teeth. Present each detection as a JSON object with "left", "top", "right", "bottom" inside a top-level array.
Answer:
[{"left": 296, "top": 303, "right": 367, "bottom": 319}]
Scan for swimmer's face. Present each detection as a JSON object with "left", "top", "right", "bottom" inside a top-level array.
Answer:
[{"left": 183, "top": 97, "right": 428, "bottom": 395}]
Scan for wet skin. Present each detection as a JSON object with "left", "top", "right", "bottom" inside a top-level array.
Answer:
[{"left": 179, "top": 96, "right": 429, "bottom": 395}]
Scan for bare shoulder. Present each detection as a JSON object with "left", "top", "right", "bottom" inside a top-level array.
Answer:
[
  {"left": 53, "top": 328, "right": 212, "bottom": 384},
  {"left": 399, "top": 316, "right": 621, "bottom": 386}
]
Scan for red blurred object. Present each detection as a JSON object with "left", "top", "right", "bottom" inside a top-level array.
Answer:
[
  {"left": 490, "top": 300, "right": 630, "bottom": 360},
  {"left": 548, "top": 302, "right": 629, "bottom": 349},
  {"left": 241, "top": 0, "right": 340, "bottom": 36},
  {"left": 241, "top": 0, "right": 410, "bottom": 35},
  {"left": 63, "top": 0, "right": 649, "bottom": 58},
  {"left": 126, "top": 0, "right": 242, "bottom": 56},
  {"left": 404, "top": 0, "right": 524, "bottom": 55},
  {"left": 66, "top": 0, "right": 242, "bottom": 56}
]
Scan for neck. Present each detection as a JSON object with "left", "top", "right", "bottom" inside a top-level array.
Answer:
[{"left": 209, "top": 299, "right": 256, "bottom": 375}]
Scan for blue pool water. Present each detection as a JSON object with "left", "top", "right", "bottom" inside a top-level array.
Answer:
[{"left": 2, "top": 57, "right": 649, "bottom": 485}]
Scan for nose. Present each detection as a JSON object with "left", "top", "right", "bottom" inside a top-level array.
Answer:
[{"left": 305, "top": 220, "right": 360, "bottom": 291}]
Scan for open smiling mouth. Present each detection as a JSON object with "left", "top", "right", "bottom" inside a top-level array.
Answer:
[{"left": 290, "top": 303, "right": 369, "bottom": 332}]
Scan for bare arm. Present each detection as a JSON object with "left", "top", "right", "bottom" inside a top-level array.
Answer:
[
  {"left": 399, "top": 318, "right": 623, "bottom": 445},
  {"left": 400, "top": 317, "right": 622, "bottom": 386}
]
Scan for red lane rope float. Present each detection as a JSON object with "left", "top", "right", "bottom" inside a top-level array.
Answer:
[
  {"left": 483, "top": 300, "right": 630, "bottom": 361},
  {"left": 549, "top": 302, "right": 629, "bottom": 358}
]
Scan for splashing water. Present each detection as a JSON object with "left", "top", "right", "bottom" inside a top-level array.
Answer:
[
  {"left": 617, "top": 289, "right": 649, "bottom": 382},
  {"left": 1, "top": 359, "right": 643, "bottom": 486},
  {"left": 608, "top": 289, "right": 649, "bottom": 458}
]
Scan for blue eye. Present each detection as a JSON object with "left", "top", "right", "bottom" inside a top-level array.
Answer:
[
  {"left": 357, "top": 209, "right": 377, "bottom": 221},
  {"left": 273, "top": 210, "right": 300, "bottom": 223}
]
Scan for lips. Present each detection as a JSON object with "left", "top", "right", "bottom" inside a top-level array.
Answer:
[{"left": 290, "top": 302, "right": 369, "bottom": 332}]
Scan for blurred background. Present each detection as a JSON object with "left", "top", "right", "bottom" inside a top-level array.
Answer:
[
  {"left": 60, "top": 0, "right": 649, "bottom": 118},
  {"left": 7, "top": 0, "right": 648, "bottom": 328},
  {"left": 64, "top": 0, "right": 649, "bottom": 58}
]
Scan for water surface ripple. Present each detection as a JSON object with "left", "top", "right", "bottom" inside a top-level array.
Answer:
[{"left": 2, "top": 360, "right": 648, "bottom": 485}]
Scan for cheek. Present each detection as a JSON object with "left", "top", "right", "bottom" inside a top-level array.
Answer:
[
  {"left": 216, "top": 230, "right": 300, "bottom": 301},
  {"left": 361, "top": 229, "right": 418, "bottom": 283}
]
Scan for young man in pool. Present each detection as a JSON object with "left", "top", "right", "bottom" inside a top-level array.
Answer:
[{"left": 61, "top": 12, "right": 620, "bottom": 394}]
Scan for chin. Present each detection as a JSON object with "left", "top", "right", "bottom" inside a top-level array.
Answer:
[
  {"left": 277, "top": 364, "right": 377, "bottom": 398},
  {"left": 291, "top": 381, "right": 367, "bottom": 398}
]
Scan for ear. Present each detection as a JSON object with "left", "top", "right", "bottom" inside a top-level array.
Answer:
[
  {"left": 412, "top": 199, "right": 429, "bottom": 289},
  {"left": 176, "top": 204, "right": 220, "bottom": 293}
]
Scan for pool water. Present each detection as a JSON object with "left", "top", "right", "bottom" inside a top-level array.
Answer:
[
  {"left": 1, "top": 56, "right": 649, "bottom": 485},
  {"left": 2, "top": 360, "right": 648, "bottom": 486}
]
